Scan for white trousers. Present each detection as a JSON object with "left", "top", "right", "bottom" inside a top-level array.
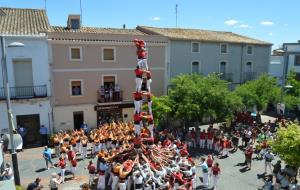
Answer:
[
  {"left": 222, "top": 148, "right": 229, "bottom": 156},
  {"left": 55, "top": 145, "right": 60, "bottom": 157},
  {"left": 71, "top": 166, "right": 76, "bottom": 175},
  {"left": 148, "top": 124, "right": 154, "bottom": 137},
  {"left": 134, "top": 100, "right": 141, "bottom": 113},
  {"left": 60, "top": 169, "right": 65, "bottom": 182},
  {"left": 147, "top": 79, "right": 152, "bottom": 92},
  {"left": 89, "top": 174, "right": 95, "bottom": 185},
  {"left": 212, "top": 175, "right": 219, "bottom": 188},
  {"left": 76, "top": 142, "right": 81, "bottom": 153},
  {"left": 135, "top": 78, "right": 143, "bottom": 92},
  {"left": 202, "top": 172, "right": 209, "bottom": 187},
  {"left": 82, "top": 146, "right": 87, "bottom": 158},
  {"left": 207, "top": 139, "right": 213, "bottom": 149},
  {"left": 111, "top": 175, "right": 119, "bottom": 190},
  {"left": 265, "top": 161, "right": 272, "bottom": 174},
  {"left": 134, "top": 124, "right": 141, "bottom": 135},
  {"left": 148, "top": 101, "right": 152, "bottom": 115},
  {"left": 138, "top": 59, "right": 148, "bottom": 70},
  {"left": 97, "top": 175, "right": 105, "bottom": 190},
  {"left": 200, "top": 139, "right": 205, "bottom": 148},
  {"left": 119, "top": 181, "right": 127, "bottom": 190}
]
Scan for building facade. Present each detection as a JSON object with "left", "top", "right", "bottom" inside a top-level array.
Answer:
[
  {"left": 137, "top": 26, "right": 272, "bottom": 88},
  {"left": 48, "top": 16, "right": 168, "bottom": 131},
  {"left": 0, "top": 8, "right": 51, "bottom": 144}
]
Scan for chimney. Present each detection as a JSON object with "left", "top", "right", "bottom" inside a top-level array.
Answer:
[
  {"left": 123, "top": 24, "right": 126, "bottom": 29},
  {"left": 67, "top": 15, "right": 81, "bottom": 29}
]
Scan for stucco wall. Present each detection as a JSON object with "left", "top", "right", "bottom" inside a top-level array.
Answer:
[
  {"left": 0, "top": 37, "right": 51, "bottom": 96},
  {"left": 169, "top": 40, "right": 271, "bottom": 84},
  {"left": 0, "top": 99, "right": 51, "bottom": 133}
]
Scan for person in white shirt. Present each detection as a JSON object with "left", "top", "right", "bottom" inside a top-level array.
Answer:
[
  {"left": 133, "top": 171, "right": 144, "bottom": 190},
  {"left": 49, "top": 173, "right": 62, "bottom": 190},
  {"left": 1, "top": 163, "right": 13, "bottom": 180}
]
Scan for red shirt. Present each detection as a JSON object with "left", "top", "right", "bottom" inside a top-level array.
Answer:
[
  {"left": 191, "top": 131, "right": 196, "bottom": 139},
  {"left": 137, "top": 49, "right": 147, "bottom": 59},
  {"left": 146, "top": 71, "right": 151, "bottom": 79},
  {"left": 207, "top": 132, "right": 213, "bottom": 140},
  {"left": 67, "top": 150, "right": 75, "bottom": 161},
  {"left": 135, "top": 68, "right": 143, "bottom": 78},
  {"left": 71, "top": 159, "right": 77, "bottom": 167},
  {"left": 212, "top": 166, "right": 220, "bottom": 175},
  {"left": 207, "top": 158, "right": 213, "bottom": 167},
  {"left": 225, "top": 140, "right": 232, "bottom": 148},
  {"left": 133, "top": 113, "right": 141, "bottom": 122},
  {"left": 88, "top": 164, "right": 96, "bottom": 174},
  {"left": 147, "top": 115, "right": 154, "bottom": 124},
  {"left": 200, "top": 132, "right": 206, "bottom": 139},
  {"left": 163, "top": 139, "right": 171, "bottom": 147},
  {"left": 133, "top": 92, "right": 142, "bottom": 101},
  {"left": 58, "top": 160, "right": 66, "bottom": 169}
]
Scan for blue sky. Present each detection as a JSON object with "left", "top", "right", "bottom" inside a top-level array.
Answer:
[{"left": 0, "top": 0, "right": 299, "bottom": 48}]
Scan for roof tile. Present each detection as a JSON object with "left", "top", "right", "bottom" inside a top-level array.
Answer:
[
  {"left": 0, "top": 7, "right": 50, "bottom": 35},
  {"left": 137, "top": 26, "right": 272, "bottom": 45}
]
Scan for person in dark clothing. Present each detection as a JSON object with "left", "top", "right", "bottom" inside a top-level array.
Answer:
[
  {"left": 272, "top": 160, "right": 282, "bottom": 175},
  {"left": 27, "top": 177, "right": 43, "bottom": 190}
]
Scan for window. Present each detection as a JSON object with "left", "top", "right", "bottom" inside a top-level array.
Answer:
[
  {"left": 246, "top": 62, "right": 252, "bottom": 72},
  {"left": 247, "top": 46, "right": 253, "bottom": 54},
  {"left": 102, "top": 47, "right": 116, "bottom": 62},
  {"left": 69, "top": 47, "right": 82, "bottom": 61},
  {"left": 191, "top": 42, "right": 200, "bottom": 53},
  {"left": 70, "top": 80, "right": 83, "bottom": 96},
  {"left": 220, "top": 44, "right": 228, "bottom": 54},
  {"left": 295, "top": 55, "right": 300, "bottom": 66},
  {"left": 220, "top": 61, "right": 227, "bottom": 73},
  {"left": 191, "top": 61, "right": 200, "bottom": 74},
  {"left": 70, "top": 19, "right": 80, "bottom": 29}
]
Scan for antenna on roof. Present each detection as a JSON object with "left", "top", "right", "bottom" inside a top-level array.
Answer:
[
  {"left": 175, "top": 4, "right": 178, "bottom": 28},
  {"left": 80, "top": 0, "right": 83, "bottom": 26}
]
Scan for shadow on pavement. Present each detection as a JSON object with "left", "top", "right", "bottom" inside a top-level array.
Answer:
[
  {"left": 35, "top": 168, "right": 47, "bottom": 173},
  {"left": 239, "top": 166, "right": 250, "bottom": 173}
]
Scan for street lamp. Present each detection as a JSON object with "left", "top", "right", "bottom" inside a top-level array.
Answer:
[{"left": 1, "top": 36, "right": 23, "bottom": 185}]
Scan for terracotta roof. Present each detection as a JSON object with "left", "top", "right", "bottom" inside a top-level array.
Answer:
[
  {"left": 50, "top": 26, "right": 146, "bottom": 35},
  {"left": 0, "top": 7, "right": 50, "bottom": 35},
  {"left": 137, "top": 26, "right": 272, "bottom": 45}
]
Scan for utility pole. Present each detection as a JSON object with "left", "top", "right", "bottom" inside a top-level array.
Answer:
[
  {"left": 175, "top": 4, "right": 178, "bottom": 28},
  {"left": 80, "top": 0, "right": 83, "bottom": 26},
  {"left": 1, "top": 36, "right": 21, "bottom": 185}
]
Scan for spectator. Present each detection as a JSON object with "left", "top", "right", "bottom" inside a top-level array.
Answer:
[
  {"left": 27, "top": 177, "right": 43, "bottom": 190},
  {"left": 39, "top": 125, "right": 48, "bottom": 146},
  {"left": 17, "top": 125, "right": 27, "bottom": 148},
  {"left": 114, "top": 84, "right": 120, "bottom": 101},
  {"left": 1, "top": 163, "right": 13, "bottom": 180},
  {"left": 80, "top": 121, "right": 89, "bottom": 134},
  {"left": 43, "top": 146, "right": 55, "bottom": 170},
  {"left": 272, "top": 160, "right": 282, "bottom": 175},
  {"left": 49, "top": 173, "right": 62, "bottom": 190}
]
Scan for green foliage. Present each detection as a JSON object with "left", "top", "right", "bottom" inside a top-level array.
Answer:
[
  {"left": 234, "top": 74, "right": 280, "bottom": 111},
  {"left": 284, "top": 70, "right": 300, "bottom": 109},
  {"left": 271, "top": 123, "right": 300, "bottom": 168},
  {"left": 143, "top": 95, "right": 172, "bottom": 124},
  {"left": 167, "top": 73, "right": 243, "bottom": 122}
]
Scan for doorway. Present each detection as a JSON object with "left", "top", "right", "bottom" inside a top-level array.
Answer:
[
  {"left": 103, "top": 76, "right": 116, "bottom": 89},
  {"left": 73, "top": 111, "right": 84, "bottom": 130},
  {"left": 16, "top": 114, "right": 40, "bottom": 145}
]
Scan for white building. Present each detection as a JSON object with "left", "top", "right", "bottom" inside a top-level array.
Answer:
[{"left": 0, "top": 7, "right": 52, "bottom": 145}]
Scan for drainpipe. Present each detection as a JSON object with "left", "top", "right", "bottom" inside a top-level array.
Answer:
[{"left": 240, "top": 43, "right": 245, "bottom": 85}]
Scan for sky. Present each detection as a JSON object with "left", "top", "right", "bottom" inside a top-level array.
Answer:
[{"left": 0, "top": 0, "right": 299, "bottom": 48}]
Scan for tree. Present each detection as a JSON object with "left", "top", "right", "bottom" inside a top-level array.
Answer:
[
  {"left": 271, "top": 123, "right": 300, "bottom": 169},
  {"left": 234, "top": 74, "right": 280, "bottom": 111},
  {"left": 168, "top": 73, "right": 243, "bottom": 124},
  {"left": 284, "top": 70, "right": 300, "bottom": 109},
  {"left": 143, "top": 95, "right": 172, "bottom": 125}
]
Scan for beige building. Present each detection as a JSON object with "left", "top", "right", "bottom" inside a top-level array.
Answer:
[{"left": 48, "top": 16, "right": 168, "bottom": 131}]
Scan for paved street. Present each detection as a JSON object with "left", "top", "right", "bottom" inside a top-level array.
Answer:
[{"left": 3, "top": 143, "right": 275, "bottom": 190}]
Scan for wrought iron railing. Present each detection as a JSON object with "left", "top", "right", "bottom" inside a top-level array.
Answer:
[
  {"left": 97, "top": 90, "right": 123, "bottom": 103},
  {"left": 0, "top": 85, "right": 47, "bottom": 99},
  {"left": 243, "top": 72, "right": 257, "bottom": 82}
]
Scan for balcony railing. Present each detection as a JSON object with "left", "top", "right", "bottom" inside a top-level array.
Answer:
[
  {"left": 97, "top": 90, "right": 123, "bottom": 103},
  {"left": 219, "top": 73, "right": 233, "bottom": 82},
  {"left": 243, "top": 72, "right": 257, "bottom": 82},
  {"left": 0, "top": 85, "right": 47, "bottom": 100}
]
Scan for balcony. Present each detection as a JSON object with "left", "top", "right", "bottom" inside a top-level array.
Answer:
[
  {"left": 0, "top": 85, "right": 47, "bottom": 100},
  {"left": 219, "top": 73, "right": 233, "bottom": 82},
  {"left": 243, "top": 72, "right": 257, "bottom": 82},
  {"left": 97, "top": 90, "right": 123, "bottom": 103}
]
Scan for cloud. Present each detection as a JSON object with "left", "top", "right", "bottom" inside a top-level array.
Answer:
[
  {"left": 239, "top": 24, "right": 252, "bottom": 28},
  {"left": 261, "top": 21, "right": 274, "bottom": 26},
  {"left": 151, "top": 17, "right": 160, "bottom": 21},
  {"left": 224, "top": 19, "right": 238, "bottom": 26},
  {"left": 268, "top": 32, "right": 273, "bottom": 36}
]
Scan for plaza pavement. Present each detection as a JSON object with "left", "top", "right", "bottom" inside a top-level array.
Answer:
[{"left": 3, "top": 115, "right": 277, "bottom": 190}]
